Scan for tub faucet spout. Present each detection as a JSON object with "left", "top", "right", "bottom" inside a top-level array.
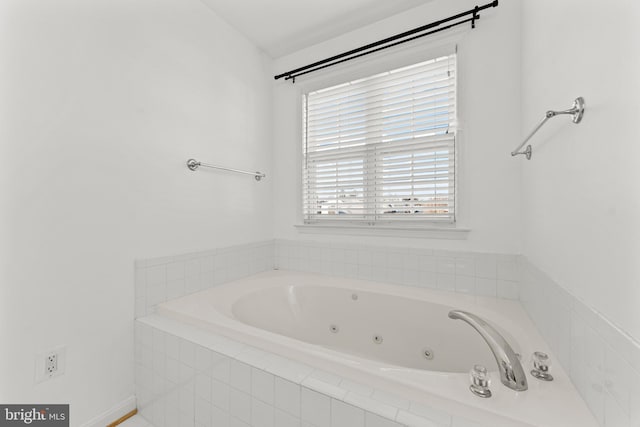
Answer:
[{"left": 448, "top": 310, "right": 528, "bottom": 392}]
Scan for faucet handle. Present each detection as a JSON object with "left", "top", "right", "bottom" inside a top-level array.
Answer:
[
  {"left": 469, "top": 365, "right": 492, "bottom": 398},
  {"left": 531, "top": 351, "right": 554, "bottom": 381}
]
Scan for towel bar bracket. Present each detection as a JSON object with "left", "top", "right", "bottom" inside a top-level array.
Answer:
[
  {"left": 512, "top": 97, "right": 585, "bottom": 160},
  {"left": 186, "top": 158, "right": 266, "bottom": 181}
]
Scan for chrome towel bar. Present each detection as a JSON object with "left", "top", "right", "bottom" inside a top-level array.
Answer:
[
  {"left": 512, "top": 97, "right": 585, "bottom": 160},
  {"left": 186, "top": 159, "right": 266, "bottom": 181}
]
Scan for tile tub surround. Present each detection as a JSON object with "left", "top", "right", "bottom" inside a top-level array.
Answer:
[
  {"left": 136, "top": 239, "right": 523, "bottom": 319},
  {"left": 135, "top": 314, "right": 522, "bottom": 427},
  {"left": 520, "top": 259, "right": 640, "bottom": 427},
  {"left": 135, "top": 241, "right": 274, "bottom": 318},
  {"left": 273, "top": 239, "right": 521, "bottom": 301}
]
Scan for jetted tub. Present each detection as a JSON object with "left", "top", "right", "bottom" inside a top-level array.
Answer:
[{"left": 157, "top": 270, "right": 597, "bottom": 427}]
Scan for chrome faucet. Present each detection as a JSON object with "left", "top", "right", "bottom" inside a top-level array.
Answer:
[{"left": 448, "top": 310, "right": 528, "bottom": 392}]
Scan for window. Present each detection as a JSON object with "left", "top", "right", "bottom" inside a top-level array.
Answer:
[{"left": 302, "top": 54, "right": 457, "bottom": 226}]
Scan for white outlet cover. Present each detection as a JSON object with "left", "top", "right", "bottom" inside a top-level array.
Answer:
[{"left": 35, "top": 345, "right": 66, "bottom": 384}]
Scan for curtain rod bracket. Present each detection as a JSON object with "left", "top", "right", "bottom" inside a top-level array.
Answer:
[{"left": 472, "top": 6, "right": 479, "bottom": 28}]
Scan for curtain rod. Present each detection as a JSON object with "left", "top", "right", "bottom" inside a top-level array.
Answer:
[{"left": 274, "top": 0, "right": 499, "bottom": 83}]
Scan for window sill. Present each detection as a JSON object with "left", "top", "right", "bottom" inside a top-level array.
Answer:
[{"left": 294, "top": 223, "right": 470, "bottom": 240}]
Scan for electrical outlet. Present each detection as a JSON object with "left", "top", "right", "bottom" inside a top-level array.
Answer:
[
  {"left": 35, "top": 346, "right": 66, "bottom": 383},
  {"left": 45, "top": 353, "right": 57, "bottom": 375}
]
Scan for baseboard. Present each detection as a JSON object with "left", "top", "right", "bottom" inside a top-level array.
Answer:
[{"left": 80, "top": 396, "right": 136, "bottom": 427}]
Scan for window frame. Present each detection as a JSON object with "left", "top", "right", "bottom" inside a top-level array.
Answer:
[{"left": 292, "top": 39, "right": 470, "bottom": 239}]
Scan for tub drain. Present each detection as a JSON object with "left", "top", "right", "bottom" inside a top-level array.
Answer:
[{"left": 373, "top": 335, "right": 383, "bottom": 344}]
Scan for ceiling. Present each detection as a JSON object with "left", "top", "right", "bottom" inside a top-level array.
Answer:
[{"left": 198, "top": 0, "right": 430, "bottom": 58}]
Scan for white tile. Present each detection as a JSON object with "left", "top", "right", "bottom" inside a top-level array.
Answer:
[
  {"left": 436, "top": 273, "right": 455, "bottom": 292},
  {"left": 152, "top": 329, "right": 165, "bottom": 354},
  {"left": 497, "top": 259, "right": 519, "bottom": 281},
  {"left": 497, "top": 280, "right": 519, "bottom": 300},
  {"left": 194, "top": 397, "right": 212, "bottom": 427},
  {"left": 195, "top": 372, "right": 212, "bottom": 402},
  {"left": 436, "top": 257, "right": 455, "bottom": 275},
  {"left": 275, "top": 377, "right": 301, "bottom": 417},
  {"left": 604, "top": 344, "right": 632, "bottom": 416},
  {"left": 166, "top": 356, "right": 181, "bottom": 384},
  {"left": 229, "top": 388, "right": 251, "bottom": 424},
  {"left": 365, "top": 412, "right": 404, "bottom": 427},
  {"left": 180, "top": 363, "right": 195, "bottom": 384},
  {"left": 230, "top": 360, "right": 252, "bottom": 393},
  {"left": 186, "top": 258, "right": 201, "bottom": 278},
  {"left": 152, "top": 400, "right": 165, "bottom": 427},
  {"left": 474, "top": 254, "right": 497, "bottom": 279},
  {"left": 264, "top": 356, "right": 314, "bottom": 383},
  {"left": 185, "top": 276, "right": 202, "bottom": 295},
  {"left": 630, "top": 375, "right": 640, "bottom": 427},
  {"left": 135, "top": 297, "right": 147, "bottom": 318},
  {"left": 139, "top": 346, "right": 153, "bottom": 371},
  {"left": 418, "top": 271, "right": 436, "bottom": 288},
  {"left": 387, "top": 252, "right": 405, "bottom": 270},
  {"left": 147, "top": 265, "right": 166, "bottom": 285},
  {"left": 195, "top": 345, "right": 213, "bottom": 373},
  {"left": 339, "top": 379, "right": 373, "bottom": 396},
  {"left": 211, "top": 353, "right": 231, "bottom": 383},
  {"left": 275, "top": 409, "right": 301, "bottom": 427},
  {"left": 179, "top": 380, "right": 195, "bottom": 415},
  {"left": 475, "top": 278, "right": 497, "bottom": 298},
  {"left": 212, "top": 378, "right": 230, "bottom": 411},
  {"left": 357, "top": 249, "right": 372, "bottom": 266},
  {"left": 408, "top": 402, "right": 452, "bottom": 426},
  {"left": 152, "top": 351, "right": 165, "bottom": 375},
  {"left": 302, "top": 377, "right": 347, "bottom": 400},
  {"left": 403, "top": 269, "right": 421, "bottom": 287},
  {"left": 344, "top": 392, "right": 397, "bottom": 422},
  {"left": 229, "top": 417, "right": 250, "bottom": 427},
  {"left": 148, "top": 281, "right": 167, "bottom": 306},
  {"left": 419, "top": 254, "right": 436, "bottom": 272},
  {"left": 236, "top": 347, "right": 269, "bottom": 369},
  {"left": 166, "top": 261, "right": 185, "bottom": 282},
  {"left": 252, "top": 368, "right": 275, "bottom": 405},
  {"left": 396, "top": 411, "right": 441, "bottom": 427},
  {"left": 331, "top": 399, "right": 365, "bottom": 427},
  {"left": 371, "top": 250, "right": 388, "bottom": 268},
  {"left": 301, "top": 387, "right": 330, "bottom": 427},
  {"left": 167, "top": 279, "right": 185, "bottom": 300},
  {"left": 451, "top": 416, "right": 485, "bottom": 427},
  {"left": 454, "top": 276, "right": 475, "bottom": 295},
  {"left": 180, "top": 340, "right": 196, "bottom": 368},
  {"left": 371, "top": 390, "right": 410, "bottom": 411},
  {"left": 251, "top": 397, "right": 275, "bottom": 427},
  {"left": 201, "top": 255, "right": 215, "bottom": 273},
  {"left": 211, "top": 405, "right": 229, "bottom": 426},
  {"left": 455, "top": 257, "right": 475, "bottom": 277},
  {"left": 165, "top": 334, "right": 181, "bottom": 360},
  {"left": 604, "top": 392, "right": 630, "bottom": 427},
  {"left": 136, "top": 367, "right": 153, "bottom": 396}
]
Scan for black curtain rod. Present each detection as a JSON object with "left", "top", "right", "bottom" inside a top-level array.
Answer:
[{"left": 274, "top": 0, "right": 498, "bottom": 82}]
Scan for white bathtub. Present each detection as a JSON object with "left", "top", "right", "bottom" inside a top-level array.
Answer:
[{"left": 157, "top": 270, "right": 597, "bottom": 427}]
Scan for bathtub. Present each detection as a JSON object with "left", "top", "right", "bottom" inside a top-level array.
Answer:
[{"left": 157, "top": 270, "right": 597, "bottom": 427}]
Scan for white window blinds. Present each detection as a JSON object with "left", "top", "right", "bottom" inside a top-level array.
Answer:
[{"left": 302, "top": 54, "right": 457, "bottom": 224}]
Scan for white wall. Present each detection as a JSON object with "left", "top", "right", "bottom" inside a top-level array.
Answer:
[
  {"left": 521, "top": 1, "right": 640, "bottom": 342},
  {"left": 272, "top": 0, "right": 522, "bottom": 253},
  {"left": 0, "top": 0, "right": 273, "bottom": 424}
]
